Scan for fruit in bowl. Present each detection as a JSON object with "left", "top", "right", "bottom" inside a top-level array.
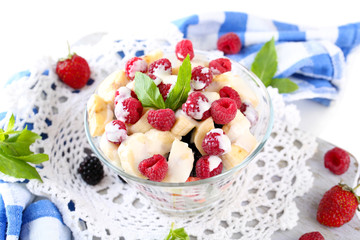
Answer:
[{"left": 85, "top": 39, "right": 273, "bottom": 213}]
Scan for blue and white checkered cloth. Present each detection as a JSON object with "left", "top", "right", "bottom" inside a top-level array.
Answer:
[
  {"left": 173, "top": 11, "right": 360, "bottom": 105},
  {"left": 0, "top": 181, "right": 71, "bottom": 240}
]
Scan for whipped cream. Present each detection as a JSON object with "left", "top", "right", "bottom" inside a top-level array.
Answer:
[{"left": 208, "top": 155, "right": 222, "bottom": 172}]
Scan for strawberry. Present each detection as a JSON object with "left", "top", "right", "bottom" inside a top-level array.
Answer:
[
  {"left": 317, "top": 183, "right": 360, "bottom": 227},
  {"left": 56, "top": 45, "right": 91, "bottom": 89}
]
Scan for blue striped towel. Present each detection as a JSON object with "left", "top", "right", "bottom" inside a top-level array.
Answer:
[
  {"left": 173, "top": 11, "right": 360, "bottom": 105},
  {"left": 0, "top": 181, "right": 71, "bottom": 240}
]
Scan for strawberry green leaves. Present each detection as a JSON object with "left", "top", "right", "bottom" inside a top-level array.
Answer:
[
  {"left": 0, "top": 114, "right": 49, "bottom": 181},
  {"left": 251, "top": 38, "right": 298, "bottom": 93},
  {"left": 134, "top": 55, "right": 192, "bottom": 111}
]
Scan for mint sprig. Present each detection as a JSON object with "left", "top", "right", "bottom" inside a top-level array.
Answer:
[
  {"left": 134, "top": 72, "right": 166, "bottom": 109},
  {"left": 251, "top": 38, "right": 298, "bottom": 93},
  {"left": 134, "top": 55, "right": 192, "bottom": 111},
  {"left": 165, "top": 55, "right": 192, "bottom": 110},
  {"left": 0, "top": 114, "right": 49, "bottom": 181},
  {"left": 164, "top": 223, "right": 190, "bottom": 240}
]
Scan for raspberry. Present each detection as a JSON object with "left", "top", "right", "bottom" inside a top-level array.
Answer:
[
  {"left": 190, "top": 66, "right": 213, "bottom": 91},
  {"left": 196, "top": 155, "right": 223, "bottom": 179},
  {"left": 211, "top": 98, "right": 237, "bottom": 124},
  {"left": 125, "top": 57, "right": 148, "bottom": 80},
  {"left": 114, "top": 97, "right": 143, "bottom": 124},
  {"left": 299, "top": 232, "right": 325, "bottom": 240},
  {"left": 209, "top": 58, "right": 232, "bottom": 75},
  {"left": 148, "top": 58, "right": 172, "bottom": 85},
  {"left": 114, "top": 86, "right": 132, "bottom": 105},
  {"left": 158, "top": 82, "right": 172, "bottom": 101},
  {"left": 217, "top": 32, "right": 242, "bottom": 54},
  {"left": 202, "top": 129, "right": 231, "bottom": 156},
  {"left": 219, "top": 86, "right": 242, "bottom": 109},
  {"left": 77, "top": 155, "right": 104, "bottom": 185},
  {"left": 175, "top": 39, "right": 194, "bottom": 61},
  {"left": 105, "top": 120, "right": 127, "bottom": 145},
  {"left": 324, "top": 147, "right": 350, "bottom": 175},
  {"left": 138, "top": 154, "right": 168, "bottom": 182},
  {"left": 147, "top": 108, "right": 176, "bottom": 131},
  {"left": 182, "top": 92, "right": 211, "bottom": 120}
]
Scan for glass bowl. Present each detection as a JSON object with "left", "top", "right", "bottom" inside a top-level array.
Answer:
[{"left": 84, "top": 51, "right": 274, "bottom": 215}]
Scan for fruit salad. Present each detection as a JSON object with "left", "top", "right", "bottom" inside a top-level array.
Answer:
[{"left": 87, "top": 40, "right": 259, "bottom": 183}]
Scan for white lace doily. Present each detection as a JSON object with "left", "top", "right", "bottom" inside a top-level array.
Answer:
[{"left": 0, "top": 34, "right": 317, "bottom": 240}]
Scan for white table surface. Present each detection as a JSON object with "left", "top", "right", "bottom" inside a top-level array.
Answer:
[{"left": 1, "top": 0, "right": 360, "bottom": 238}]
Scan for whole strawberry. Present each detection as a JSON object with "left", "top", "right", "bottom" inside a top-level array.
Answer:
[
  {"left": 56, "top": 45, "right": 91, "bottom": 89},
  {"left": 317, "top": 183, "right": 360, "bottom": 227}
]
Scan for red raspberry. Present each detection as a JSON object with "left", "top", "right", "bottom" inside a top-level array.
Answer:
[
  {"left": 105, "top": 120, "right": 127, "bottom": 145},
  {"left": 219, "top": 86, "right": 242, "bottom": 109},
  {"left": 125, "top": 57, "right": 148, "bottom": 80},
  {"left": 114, "top": 97, "right": 143, "bottom": 124},
  {"left": 158, "top": 82, "right": 172, "bottom": 101},
  {"left": 324, "top": 147, "right": 350, "bottom": 175},
  {"left": 148, "top": 58, "right": 172, "bottom": 85},
  {"left": 147, "top": 108, "right": 176, "bottom": 131},
  {"left": 196, "top": 155, "right": 223, "bottom": 179},
  {"left": 202, "top": 129, "right": 231, "bottom": 156},
  {"left": 211, "top": 98, "right": 237, "bottom": 124},
  {"left": 114, "top": 86, "right": 132, "bottom": 105},
  {"left": 217, "top": 32, "right": 242, "bottom": 54},
  {"left": 209, "top": 58, "right": 232, "bottom": 75},
  {"left": 190, "top": 66, "right": 213, "bottom": 91},
  {"left": 299, "top": 232, "right": 324, "bottom": 240},
  {"left": 175, "top": 39, "right": 194, "bottom": 61},
  {"left": 138, "top": 154, "right": 168, "bottom": 182},
  {"left": 182, "top": 92, "right": 211, "bottom": 120}
]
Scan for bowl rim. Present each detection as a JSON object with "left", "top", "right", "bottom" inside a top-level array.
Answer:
[{"left": 84, "top": 53, "right": 274, "bottom": 188}]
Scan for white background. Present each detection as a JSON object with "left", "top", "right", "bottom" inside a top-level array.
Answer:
[{"left": 1, "top": 0, "right": 360, "bottom": 159}]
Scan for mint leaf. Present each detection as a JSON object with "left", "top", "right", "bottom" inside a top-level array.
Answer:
[
  {"left": 0, "top": 152, "right": 42, "bottom": 180},
  {"left": 270, "top": 78, "right": 299, "bottom": 93},
  {"left": 251, "top": 37, "right": 277, "bottom": 87},
  {"left": 165, "top": 55, "right": 192, "bottom": 110},
  {"left": 134, "top": 72, "right": 166, "bottom": 109},
  {"left": 0, "top": 114, "right": 49, "bottom": 181},
  {"left": 164, "top": 223, "right": 190, "bottom": 240}
]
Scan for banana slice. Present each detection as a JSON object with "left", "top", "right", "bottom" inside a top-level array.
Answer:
[
  {"left": 171, "top": 110, "right": 198, "bottom": 137},
  {"left": 192, "top": 117, "right": 215, "bottom": 155},
  {"left": 222, "top": 110, "right": 257, "bottom": 153},
  {"left": 207, "top": 72, "right": 258, "bottom": 107},
  {"left": 145, "top": 129, "right": 178, "bottom": 156},
  {"left": 118, "top": 130, "right": 178, "bottom": 178},
  {"left": 202, "top": 91, "right": 220, "bottom": 104},
  {"left": 87, "top": 94, "right": 114, "bottom": 137},
  {"left": 118, "top": 133, "right": 149, "bottom": 179},
  {"left": 163, "top": 139, "right": 194, "bottom": 183},
  {"left": 127, "top": 108, "right": 154, "bottom": 134},
  {"left": 221, "top": 144, "right": 249, "bottom": 170},
  {"left": 97, "top": 70, "right": 129, "bottom": 104},
  {"left": 99, "top": 133, "right": 121, "bottom": 167},
  {"left": 142, "top": 49, "right": 164, "bottom": 64}
]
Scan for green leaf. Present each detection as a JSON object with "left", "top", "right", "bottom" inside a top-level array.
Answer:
[
  {"left": 0, "top": 130, "right": 41, "bottom": 157},
  {"left": 164, "top": 223, "right": 190, "bottom": 240},
  {"left": 0, "top": 151, "right": 42, "bottom": 181},
  {"left": 251, "top": 37, "right": 277, "bottom": 86},
  {"left": 134, "top": 72, "right": 166, "bottom": 109},
  {"left": 0, "top": 114, "right": 49, "bottom": 181},
  {"left": 165, "top": 55, "right": 192, "bottom": 110},
  {"left": 270, "top": 78, "right": 299, "bottom": 93}
]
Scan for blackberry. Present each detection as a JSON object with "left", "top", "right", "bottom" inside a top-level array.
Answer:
[{"left": 78, "top": 155, "right": 104, "bottom": 185}]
